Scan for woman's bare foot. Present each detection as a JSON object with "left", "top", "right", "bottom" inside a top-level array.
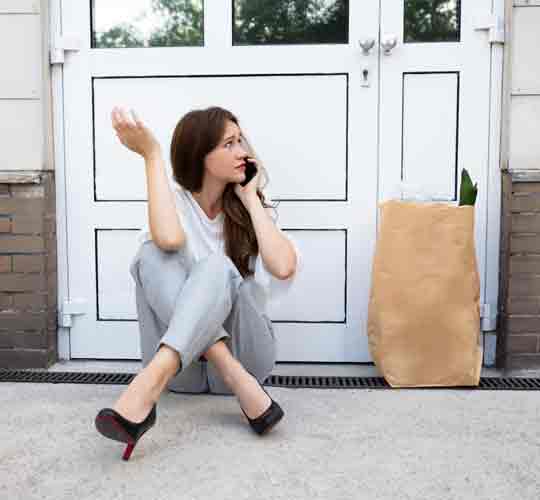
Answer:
[
  {"left": 228, "top": 366, "right": 272, "bottom": 420},
  {"left": 112, "top": 370, "right": 159, "bottom": 423},
  {"left": 202, "top": 340, "right": 272, "bottom": 420}
]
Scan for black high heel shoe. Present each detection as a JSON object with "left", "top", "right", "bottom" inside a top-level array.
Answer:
[
  {"left": 240, "top": 370, "right": 284, "bottom": 435},
  {"left": 95, "top": 403, "right": 157, "bottom": 461}
]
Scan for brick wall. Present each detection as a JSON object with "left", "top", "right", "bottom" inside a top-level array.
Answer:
[
  {"left": 498, "top": 172, "right": 540, "bottom": 369},
  {"left": 0, "top": 173, "right": 58, "bottom": 368}
]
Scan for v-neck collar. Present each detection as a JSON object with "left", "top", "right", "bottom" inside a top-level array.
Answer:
[{"left": 186, "top": 190, "right": 224, "bottom": 224}]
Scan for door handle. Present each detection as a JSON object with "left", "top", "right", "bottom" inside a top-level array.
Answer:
[
  {"left": 380, "top": 34, "right": 398, "bottom": 55},
  {"left": 358, "top": 37, "right": 375, "bottom": 55}
]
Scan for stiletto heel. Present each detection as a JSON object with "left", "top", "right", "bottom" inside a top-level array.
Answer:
[
  {"left": 123, "top": 442, "right": 136, "bottom": 461},
  {"left": 240, "top": 369, "right": 284, "bottom": 435},
  {"left": 95, "top": 402, "right": 157, "bottom": 461}
]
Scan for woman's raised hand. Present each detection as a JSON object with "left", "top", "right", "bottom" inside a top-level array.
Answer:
[{"left": 111, "top": 106, "right": 161, "bottom": 159}]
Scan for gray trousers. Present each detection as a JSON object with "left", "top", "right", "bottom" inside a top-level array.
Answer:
[{"left": 129, "top": 240, "right": 277, "bottom": 395}]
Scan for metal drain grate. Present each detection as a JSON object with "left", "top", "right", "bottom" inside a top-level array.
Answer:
[
  {"left": 0, "top": 370, "right": 135, "bottom": 385},
  {"left": 266, "top": 375, "right": 390, "bottom": 389},
  {"left": 1, "top": 369, "right": 540, "bottom": 390},
  {"left": 266, "top": 375, "right": 540, "bottom": 390}
]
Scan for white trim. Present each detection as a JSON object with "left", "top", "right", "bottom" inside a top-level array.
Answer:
[
  {"left": 511, "top": 89, "right": 540, "bottom": 95},
  {"left": 0, "top": 172, "right": 42, "bottom": 183},
  {"left": 483, "top": 0, "right": 506, "bottom": 333},
  {"left": 513, "top": 0, "right": 540, "bottom": 6},
  {"left": 509, "top": 170, "right": 540, "bottom": 181},
  {"left": 500, "top": 0, "right": 513, "bottom": 173},
  {"left": 0, "top": 1, "right": 39, "bottom": 14},
  {"left": 49, "top": 0, "right": 70, "bottom": 360}
]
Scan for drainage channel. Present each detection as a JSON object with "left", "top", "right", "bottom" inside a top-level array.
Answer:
[{"left": 1, "top": 370, "right": 540, "bottom": 390}]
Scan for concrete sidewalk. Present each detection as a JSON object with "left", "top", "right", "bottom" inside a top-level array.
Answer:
[{"left": 1, "top": 362, "right": 539, "bottom": 500}]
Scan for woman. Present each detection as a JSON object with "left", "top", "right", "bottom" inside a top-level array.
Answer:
[{"left": 95, "top": 105, "right": 301, "bottom": 460}]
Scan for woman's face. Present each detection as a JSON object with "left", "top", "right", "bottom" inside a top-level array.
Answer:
[{"left": 204, "top": 120, "right": 249, "bottom": 186}]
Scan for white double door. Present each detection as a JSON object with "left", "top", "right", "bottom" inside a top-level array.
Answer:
[{"left": 61, "top": 0, "right": 498, "bottom": 361}]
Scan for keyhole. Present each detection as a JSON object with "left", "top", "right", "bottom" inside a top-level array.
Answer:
[{"left": 362, "top": 68, "right": 369, "bottom": 80}]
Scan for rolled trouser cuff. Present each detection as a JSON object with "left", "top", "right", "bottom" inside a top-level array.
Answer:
[{"left": 157, "top": 325, "right": 231, "bottom": 376}]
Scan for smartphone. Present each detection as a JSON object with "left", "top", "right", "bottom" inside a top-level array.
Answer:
[{"left": 240, "top": 158, "right": 258, "bottom": 187}]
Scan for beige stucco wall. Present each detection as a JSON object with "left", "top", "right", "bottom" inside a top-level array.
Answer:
[
  {"left": 0, "top": 0, "right": 53, "bottom": 175},
  {"left": 508, "top": 1, "right": 540, "bottom": 171}
]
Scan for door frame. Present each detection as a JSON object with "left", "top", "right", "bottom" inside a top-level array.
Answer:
[
  {"left": 482, "top": 0, "right": 506, "bottom": 363},
  {"left": 49, "top": 0, "right": 506, "bottom": 362}
]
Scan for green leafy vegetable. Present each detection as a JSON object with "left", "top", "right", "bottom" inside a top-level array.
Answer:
[{"left": 458, "top": 168, "right": 478, "bottom": 206}]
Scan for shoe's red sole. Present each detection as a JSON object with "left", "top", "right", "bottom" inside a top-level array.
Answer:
[{"left": 95, "top": 415, "right": 133, "bottom": 444}]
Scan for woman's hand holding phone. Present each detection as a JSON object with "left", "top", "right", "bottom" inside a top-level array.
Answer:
[
  {"left": 240, "top": 158, "right": 258, "bottom": 187},
  {"left": 111, "top": 106, "right": 161, "bottom": 160},
  {"left": 234, "top": 157, "right": 261, "bottom": 208}
]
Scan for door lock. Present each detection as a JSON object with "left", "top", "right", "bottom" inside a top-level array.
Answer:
[{"left": 360, "top": 64, "right": 371, "bottom": 87}]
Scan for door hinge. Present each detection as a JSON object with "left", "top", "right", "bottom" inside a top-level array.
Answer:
[
  {"left": 480, "top": 303, "right": 497, "bottom": 331},
  {"left": 50, "top": 34, "right": 82, "bottom": 65},
  {"left": 59, "top": 298, "right": 88, "bottom": 327},
  {"left": 474, "top": 14, "right": 505, "bottom": 44}
]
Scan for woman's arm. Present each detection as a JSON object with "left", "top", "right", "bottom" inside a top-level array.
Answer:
[
  {"left": 144, "top": 150, "right": 186, "bottom": 251},
  {"left": 245, "top": 196, "right": 297, "bottom": 280},
  {"left": 111, "top": 106, "right": 185, "bottom": 252}
]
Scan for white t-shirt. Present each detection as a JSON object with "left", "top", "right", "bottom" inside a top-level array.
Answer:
[{"left": 135, "top": 174, "right": 302, "bottom": 313}]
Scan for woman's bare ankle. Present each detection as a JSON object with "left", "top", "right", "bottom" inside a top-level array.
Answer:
[
  {"left": 221, "top": 358, "right": 248, "bottom": 392},
  {"left": 153, "top": 344, "right": 182, "bottom": 379},
  {"left": 112, "top": 371, "right": 158, "bottom": 423},
  {"left": 234, "top": 371, "right": 271, "bottom": 419},
  {"left": 111, "top": 345, "right": 182, "bottom": 423}
]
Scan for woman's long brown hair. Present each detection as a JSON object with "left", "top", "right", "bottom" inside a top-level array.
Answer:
[{"left": 170, "top": 106, "right": 278, "bottom": 278}]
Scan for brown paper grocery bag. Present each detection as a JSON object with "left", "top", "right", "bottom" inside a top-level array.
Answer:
[{"left": 367, "top": 200, "right": 482, "bottom": 387}]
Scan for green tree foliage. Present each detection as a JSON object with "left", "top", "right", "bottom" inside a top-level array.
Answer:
[
  {"left": 93, "top": 0, "right": 347, "bottom": 48},
  {"left": 233, "top": 0, "right": 348, "bottom": 45},
  {"left": 148, "top": 0, "right": 203, "bottom": 47},
  {"left": 94, "top": 0, "right": 203, "bottom": 48},
  {"left": 94, "top": 23, "right": 145, "bottom": 48},
  {"left": 404, "top": 0, "right": 460, "bottom": 43}
]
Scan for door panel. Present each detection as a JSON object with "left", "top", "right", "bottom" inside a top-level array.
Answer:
[
  {"left": 61, "top": 0, "right": 497, "bottom": 362},
  {"left": 379, "top": 0, "right": 493, "bottom": 315},
  {"left": 93, "top": 74, "right": 348, "bottom": 201},
  {"left": 63, "top": 0, "right": 380, "bottom": 361}
]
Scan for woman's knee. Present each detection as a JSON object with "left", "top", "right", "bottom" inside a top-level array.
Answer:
[
  {"left": 134, "top": 241, "right": 189, "bottom": 322},
  {"left": 243, "top": 318, "right": 277, "bottom": 377},
  {"left": 140, "top": 239, "right": 185, "bottom": 263},
  {"left": 137, "top": 241, "right": 188, "bottom": 281},
  {"left": 191, "top": 254, "right": 243, "bottom": 296}
]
